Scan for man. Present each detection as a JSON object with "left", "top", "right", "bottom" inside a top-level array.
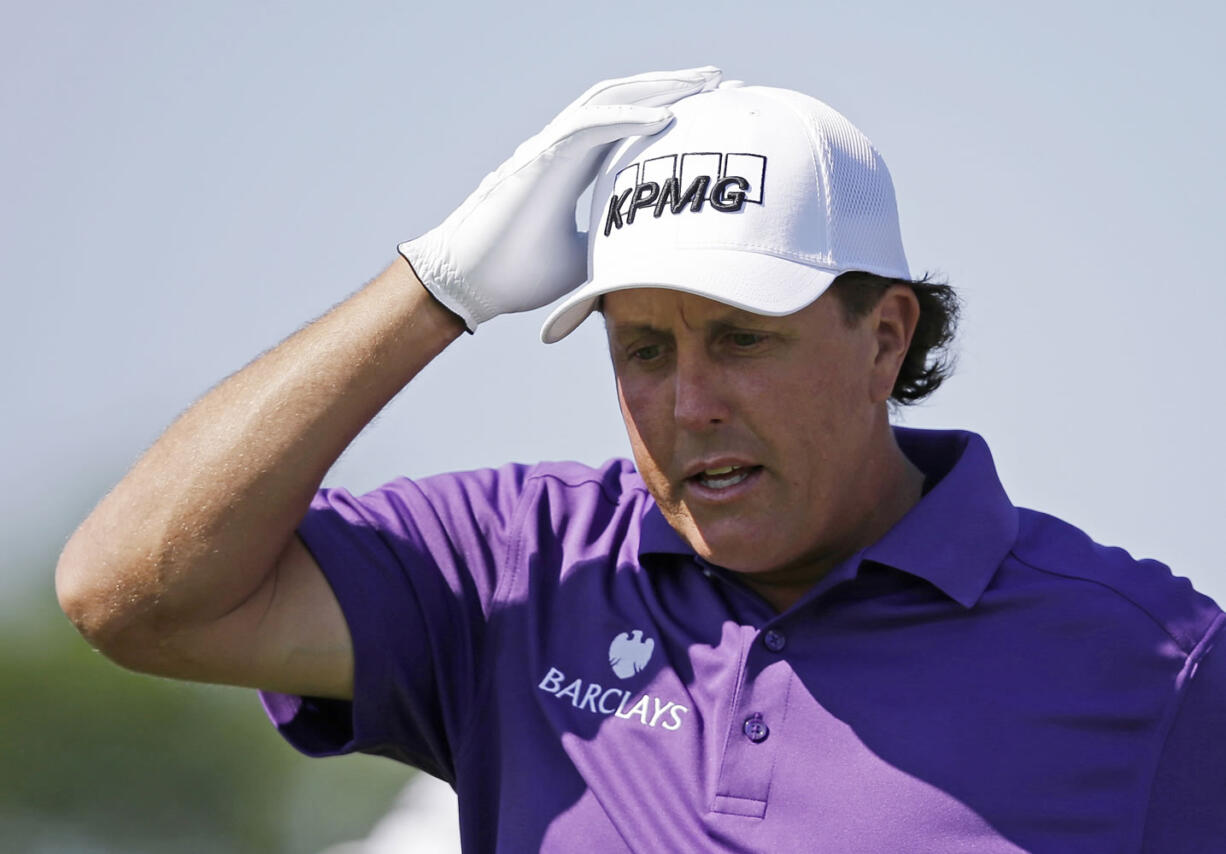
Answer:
[{"left": 57, "top": 68, "right": 1225, "bottom": 852}]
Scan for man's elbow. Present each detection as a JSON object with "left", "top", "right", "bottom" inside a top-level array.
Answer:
[{"left": 55, "top": 530, "right": 163, "bottom": 671}]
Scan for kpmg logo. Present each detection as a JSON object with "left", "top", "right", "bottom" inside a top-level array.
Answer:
[
  {"left": 608, "top": 629, "right": 655, "bottom": 679},
  {"left": 603, "top": 152, "right": 768, "bottom": 236}
]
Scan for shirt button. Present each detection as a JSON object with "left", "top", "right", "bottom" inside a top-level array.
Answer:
[
  {"left": 763, "top": 629, "right": 786, "bottom": 652},
  {"left": 743, "top": 713, "right": 769, "bottom": 743}
]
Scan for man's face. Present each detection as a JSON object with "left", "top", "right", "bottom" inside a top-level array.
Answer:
[{"left": 604, "top": 287, "right": 902, "bottom": 598}]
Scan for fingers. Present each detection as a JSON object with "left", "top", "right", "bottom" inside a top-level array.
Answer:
[
  {"left": 545, "top": 103, "right": 676, "bottom": 157},
  {"left": 568, "top": 66, "right": 722, "bottom": 110},
  {"left": 533, "top": 67, "right": 722, "bottom": 163}
]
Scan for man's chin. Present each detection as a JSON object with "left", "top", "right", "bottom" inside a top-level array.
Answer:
[
  {"left": 659, "top": 506, "right": 786, "bottom": 569},
  {"left": 688, "top": 537, "right": 779, "bottom": 575}
]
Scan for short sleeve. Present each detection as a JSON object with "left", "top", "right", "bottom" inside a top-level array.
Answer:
[
  {"left": 1142, "top": 615, "right": 1226, "bottom": 851},
  {"left": 260, "top": 463, "right": 535, "bottom": 781}
]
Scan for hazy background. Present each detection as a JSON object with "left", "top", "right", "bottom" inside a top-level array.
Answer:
[{"left": 4, "top": 1, "right": 1223, "bottom": 850}]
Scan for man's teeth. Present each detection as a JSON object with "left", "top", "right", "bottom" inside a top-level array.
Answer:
[{"left": 698, "top": 466, "right": 751, "bottom": 489}]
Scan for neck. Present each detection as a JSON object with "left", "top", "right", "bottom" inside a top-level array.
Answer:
[{"left": 744, "top": 424, "right": 926, "bottom": 613}]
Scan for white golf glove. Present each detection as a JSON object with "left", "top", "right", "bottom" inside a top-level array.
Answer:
[{"left": 399, "top": 66, "right": 722, "bottom": 331}]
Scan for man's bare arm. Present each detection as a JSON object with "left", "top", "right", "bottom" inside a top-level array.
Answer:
[
  {"left": 56, "top": 67, "right": 722, "bottom": 702},
  {"left": 56, "top": 259, "right": 463, "bottom": 699}
]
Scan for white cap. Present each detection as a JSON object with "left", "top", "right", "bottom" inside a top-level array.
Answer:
[{"left": 540, "top": 84, "right": 910, "bottom": 343}]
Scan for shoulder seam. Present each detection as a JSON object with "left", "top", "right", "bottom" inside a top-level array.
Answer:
[
  {"left": 525, "top": 466, "right": 643, "bottom": 507},
  {"left": 453, "top": 472, "right": 544, "bottom": 766},
  {"left": 1008, "top": 548, "right": 1193, "bottom": 652}
]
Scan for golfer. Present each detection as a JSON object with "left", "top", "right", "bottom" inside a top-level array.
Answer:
[{"left": 56, "top": 67, "right": 1225, "bottom": 852}]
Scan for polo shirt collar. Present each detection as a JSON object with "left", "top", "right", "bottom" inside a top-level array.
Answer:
[
  {"left": 864, "top": 428, "right": 1019, "bottom": 609},
  {"left": 637, "top": 427, "right": 1019, "bottom": 610}
]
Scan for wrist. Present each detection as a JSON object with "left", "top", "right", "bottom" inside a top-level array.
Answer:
[
  {"left": 382, "top": 254, "right": 468, "bottom": 343},
  {"left": 398, "top": 236, "right": 487, "bottom": 332}
]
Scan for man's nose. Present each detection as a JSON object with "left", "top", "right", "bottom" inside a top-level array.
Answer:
[{"left": 673, "top": 350, "right": 729, "bottom": 430}]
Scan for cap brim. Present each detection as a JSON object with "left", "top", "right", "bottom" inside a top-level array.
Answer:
[{"left": 540, "top": 248, "right": 840, "bottom": 343}]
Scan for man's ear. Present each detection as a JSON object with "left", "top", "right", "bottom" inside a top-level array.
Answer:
[{"left": 870, "top": 285, "right": 920, "bottom": 403}]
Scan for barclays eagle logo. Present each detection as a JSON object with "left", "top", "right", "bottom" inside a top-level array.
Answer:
[{"left": 608, "top": 630, "right": 655, "bottom": 680}]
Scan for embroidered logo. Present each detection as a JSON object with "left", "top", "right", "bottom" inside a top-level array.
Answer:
[
  {"left": 536, "top": 629, "right": 689, "bottom": 732},
  {"left": 608, "top": 629, "right": 655, "bottom": 679},
  {"left": 603, "top": 152, "right": 767, "bottom": 236}
]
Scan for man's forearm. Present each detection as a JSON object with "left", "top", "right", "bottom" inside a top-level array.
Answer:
[
  {"left": 56, "top": 258, "right": 464, "bottom": 654},
  {"left": 56, "top": 67, "right": 721, "bottom": 683}
]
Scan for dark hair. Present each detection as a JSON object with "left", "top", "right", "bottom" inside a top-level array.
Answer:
[{"left": 828, "top": 271, "right": 961, "bottom": 405}]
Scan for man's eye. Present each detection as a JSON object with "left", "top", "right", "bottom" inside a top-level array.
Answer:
[
  {"left": 630, "top": 344, "right": 662, "bottom": 361},
  {"left": 728, "top": 332, "right": 766, "bottom": 348}
]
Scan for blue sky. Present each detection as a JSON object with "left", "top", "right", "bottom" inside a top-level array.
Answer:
[{"left": 4, "top": 0, "right": 1224, "bottom": 607}]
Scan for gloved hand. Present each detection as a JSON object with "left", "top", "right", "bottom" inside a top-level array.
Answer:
[{"left": 399, "top": 66, "right": 722, "bottom": 331}]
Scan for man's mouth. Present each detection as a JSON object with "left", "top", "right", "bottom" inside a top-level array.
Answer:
[{"left": 690, "top": 465, "right": 761, "bottom": 490}]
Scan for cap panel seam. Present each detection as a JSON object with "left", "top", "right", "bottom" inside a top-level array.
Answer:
[{"left": 748, "top": 87, "right": 833, "bottom": 258}]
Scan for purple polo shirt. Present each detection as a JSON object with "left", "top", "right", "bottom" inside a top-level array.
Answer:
[{"left": 262, "top": 428, "right": 1226, "bottom": 852}]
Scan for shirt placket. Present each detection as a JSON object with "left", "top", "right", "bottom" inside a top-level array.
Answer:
[{"left": 710, "top": 623, "right": 794, "bottom": 819}]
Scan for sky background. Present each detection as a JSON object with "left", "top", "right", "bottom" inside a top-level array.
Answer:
[{"left": 4, "top": 1, "right": 1224, "bottom": 611}]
